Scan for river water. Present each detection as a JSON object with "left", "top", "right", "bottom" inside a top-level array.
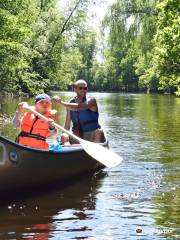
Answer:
[{"left": 0, "top": 92, "right": 179, "bottom": 239}]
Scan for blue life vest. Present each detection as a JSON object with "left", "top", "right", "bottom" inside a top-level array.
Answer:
[{"left": 70, "top": 97, "right": 100, "bottom": 133}]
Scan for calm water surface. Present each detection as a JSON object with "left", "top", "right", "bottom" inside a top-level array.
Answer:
[{"left": 0, "top": 93, "right": 179, "bottom": 240}]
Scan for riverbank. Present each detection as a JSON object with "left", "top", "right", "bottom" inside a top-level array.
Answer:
[{"left": 0, "top": 91, "right": 29, "bottom": 98}]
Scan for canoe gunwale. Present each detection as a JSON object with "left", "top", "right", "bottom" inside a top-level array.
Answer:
[{"left": 0, "top": 135, "right": 108, "bottom": 154}]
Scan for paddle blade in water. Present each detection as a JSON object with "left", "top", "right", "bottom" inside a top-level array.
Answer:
[{"left": 81, "top": 141, "right": 123, "bottom": 168}]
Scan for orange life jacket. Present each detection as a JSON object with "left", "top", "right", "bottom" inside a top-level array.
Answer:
[{"left": 18, "top": 111, "right": 53, "bottom": 150}]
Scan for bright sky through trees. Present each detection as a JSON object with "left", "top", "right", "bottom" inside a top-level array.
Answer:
[{"left": 57, "top": 0, "right": 117, "bottom": 29}]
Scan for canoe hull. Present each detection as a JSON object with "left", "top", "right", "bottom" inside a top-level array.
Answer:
[{"left": 0, "top": 136, "right": 106, "bottom": 194}]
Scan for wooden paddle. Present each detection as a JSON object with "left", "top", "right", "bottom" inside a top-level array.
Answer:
[{"left": 23, "top": 103, "right": 123, "bottom": 168}]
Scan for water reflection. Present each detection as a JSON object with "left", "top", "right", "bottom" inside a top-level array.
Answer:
[{"left": 0, "top": 172, "right": 107, "bottom": 240}]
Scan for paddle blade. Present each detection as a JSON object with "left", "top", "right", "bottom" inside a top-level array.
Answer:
[{"left": 81, "top": 141, "right": 123, "bottom": 168}]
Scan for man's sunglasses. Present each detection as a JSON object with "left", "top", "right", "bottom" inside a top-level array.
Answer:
[{"left": 78, "top": 86, "right": 88, "bottom": 90}]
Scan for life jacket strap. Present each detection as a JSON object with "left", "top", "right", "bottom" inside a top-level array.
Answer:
[
  {"left": 80, "top": 119, "right": 99, "bottom": 126},
  {"left": 17, "top": 131, "right": 46, "bottom": 142},
  {"left": 73, "top": 120, "right": 101, "bottom": 137},
  {"left": 74, "top": 120, "right": 100, "bottom": 128}
]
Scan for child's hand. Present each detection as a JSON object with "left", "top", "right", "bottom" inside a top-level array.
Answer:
[
  {"left": 18, "top": 102, "right": 26, "bottom": 114},
  {"left": 48, "top": 119, "right": 55, "bottom": 130},
  {"left": 52, "top": 95, "right": 61, "bottom": 103}
]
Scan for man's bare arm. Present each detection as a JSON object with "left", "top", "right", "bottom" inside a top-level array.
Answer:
[
  {"left": 64, "top": 109, "right": 71, "bottom": 130},
  {"left": 61, "top": 98, "right": 97, "bottom": 111}
]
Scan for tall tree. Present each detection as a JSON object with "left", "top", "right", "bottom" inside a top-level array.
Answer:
[
  {"left": 0, "top": 0, "right": 38, "bottom": 93},
  {"left": 99, "top": 0, "right": 179, "bottom": 95},
  {"left": 76, "top": 30, "right": 96, "bottom": 88},
  {"left": 0, "top": 0, "right": 93, "bottom": 94},
  {"left": 144, "top": 0, "right": 180, "bottom": 94}
]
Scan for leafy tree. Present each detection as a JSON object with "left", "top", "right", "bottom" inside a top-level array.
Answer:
[
  {"left": 99, "top": 0, "right": 179, "bottom": 95},
  {"left": 0, "top": 0, "right": 179, "bottom": 95},
  {"left": 76, "top": 30, "right": 96, "bottom": 88},
  {"left": 0, "top": 0, "right": 94, "bottom": 95},
  {"left": 0, "top": 0, "right": 42, "bottom": 95},
  {"left": 146, "top": 0, "right": 180, "bottom": 94}
]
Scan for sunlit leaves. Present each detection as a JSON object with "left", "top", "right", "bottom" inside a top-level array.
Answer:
[
  {"left": 99, "top": 0, "right": 179, "bottom": 95},
  {"left": 0, "top": 0, "right": 94, "bottom": 95}
]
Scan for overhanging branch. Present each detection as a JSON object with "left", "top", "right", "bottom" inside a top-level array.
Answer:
[{"left": 48, "top": 0, "right": 83, "bottom": 55}]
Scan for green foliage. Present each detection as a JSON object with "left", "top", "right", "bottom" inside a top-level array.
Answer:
[
  {"left": 48, "top": 48, "right": 83, "bottom": 90},
  {"left": 76, "top": 30, "right": 96, "bottom": 88},
  {"left": 0, "top": 5, "right": 35, "bottom": 93},
  {"left": 99, "top": 0, "right": 179, "bottom": 95},
  {"left": 0, "top": 0, "right": 95, "bottom": 95},
  {"left": 148, "top": 0, "right": 180, "bottom": 94},
  {"left": 0, "top": 0, "right": 179, "bottom": 95}
]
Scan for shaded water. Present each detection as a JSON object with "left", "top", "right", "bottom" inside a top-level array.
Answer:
[{"left": 0, "top": 93, "right": 179, "bottom": 239}]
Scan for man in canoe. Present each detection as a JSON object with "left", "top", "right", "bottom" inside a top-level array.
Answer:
[
  {"left": 12, "top": 93, "right": 58, "bottom": 150},
  {"left": 53, "top": 79, "right": 105, "bottom": 143}
]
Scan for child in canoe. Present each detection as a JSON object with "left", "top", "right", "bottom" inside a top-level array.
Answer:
[{"left": 12, "top": 93, "right": 60, "bottom": 150}]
